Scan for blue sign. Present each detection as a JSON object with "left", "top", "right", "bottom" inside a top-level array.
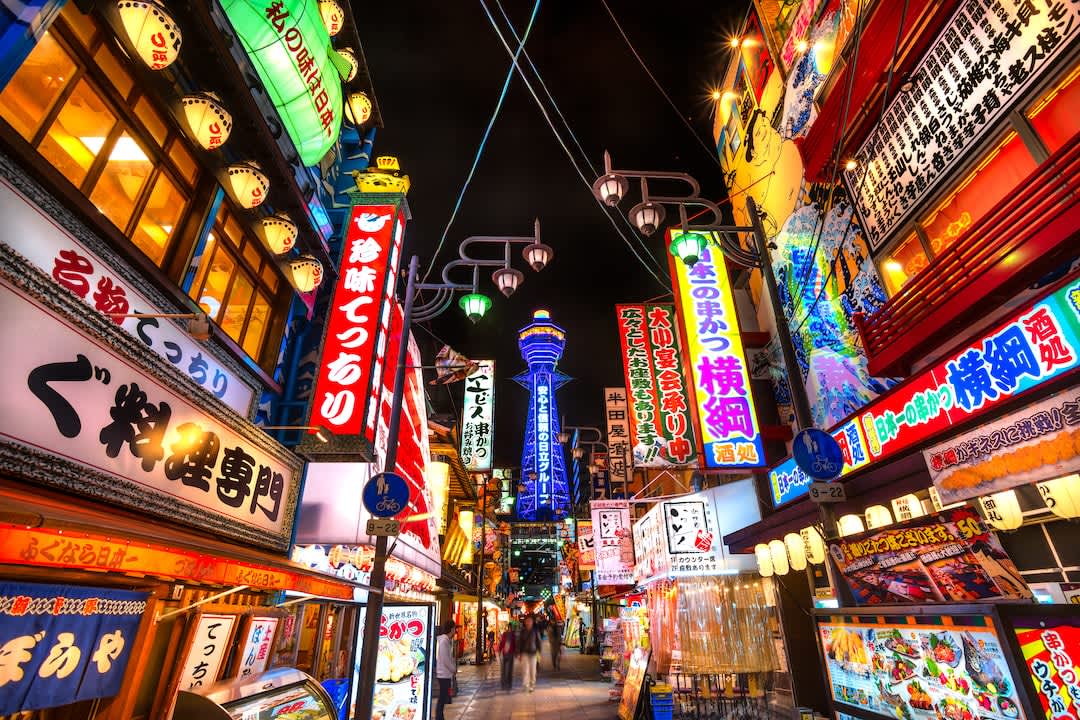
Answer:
[
  {"left": 793, "top": 428, "right": 845, "bottom": 480},
  {"left": 363, "top": 472, "right": 410, "bottom": 518},
  {"left": 0, "top": 582, "right": 147, "bottom": 714}
]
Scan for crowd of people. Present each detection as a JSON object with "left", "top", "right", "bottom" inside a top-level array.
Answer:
[{"left": 434, "top": 612, "right": 569, "bottom": 719}]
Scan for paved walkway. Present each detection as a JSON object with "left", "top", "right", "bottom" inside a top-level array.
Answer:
[{"left": 442, "top": 650, "right": 616, "bottom": 720}]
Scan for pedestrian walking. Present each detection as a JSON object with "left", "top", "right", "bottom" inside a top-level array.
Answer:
[
  {"left": 549, "top": 622, "right": 563, "bottom": 671},
  {"left": 516, "top": 615, "right": 542, "bottom": 693},
  {"left": 435, "top": 620, "right": 457, "bottom": 720},
  {"left": 579, "top": 617, "right": 588, "bottom": 654},
  {"left": 497, "top": 623, "right": 516, "bottom": 690}
]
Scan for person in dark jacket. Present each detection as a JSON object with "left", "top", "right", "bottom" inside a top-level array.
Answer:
[
  {"left": 497, "top": 623, "right": 517, "bottom": 690},
  {"left": 516, "top": 615, "right": 542, "bottom": 692},
  {"left": 548, "top": 621, "right": 563, "bottom": 671}
]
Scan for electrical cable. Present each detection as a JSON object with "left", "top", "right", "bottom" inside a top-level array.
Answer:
[
  {"left": 495, "top": 0, "right": 669, "bottom": 276},
  {"left": 422, "top": 0, "right": 542, "bottom": 283},
  {"left": 791, "top": 0, "right": 910, "bottom": 336},
  {"left": 480, "top": 0, "right": 671, "bottom": 290},
  {"left": 599, "top": 0, "right": 751, "bottom": 170}
]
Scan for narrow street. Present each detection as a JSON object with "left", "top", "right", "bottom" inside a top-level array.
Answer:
[{"left": 445, "top": 651, "right": 615, "bottom": 720}]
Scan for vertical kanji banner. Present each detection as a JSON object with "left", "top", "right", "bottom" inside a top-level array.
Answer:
[
  {"left": 669, "top": 235, "right": 764, "bottom": 469},
  {"left": 461, "top": 360, "right": 495, "bottom": 472},
  {"left": 604, "top": 387, "right": 633, "bottom": 498},
  {"left": 0, "top": 583, "right": 148, "bottom": 714},
  {"left": 615, "top": 304, "right": 698, "bottom": 467}
]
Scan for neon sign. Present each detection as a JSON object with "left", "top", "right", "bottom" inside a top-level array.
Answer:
[
  {"left": 770, "top": 276, "right": 1080, "bottom": 506},
  {"left": 461, "top": 360, "right": 495, "bottom": 472}
]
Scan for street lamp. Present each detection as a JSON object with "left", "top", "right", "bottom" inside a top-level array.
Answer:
[
  {"left": 354, "top": 221, "right": 549, "bottom": 720},
  {"left": 591, "top": 151, "right": 812, "bottom": 430}
]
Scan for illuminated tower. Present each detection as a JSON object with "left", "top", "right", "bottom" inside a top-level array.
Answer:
[{"left": 515, "top": 309, "right": 571, "bottom": 521}]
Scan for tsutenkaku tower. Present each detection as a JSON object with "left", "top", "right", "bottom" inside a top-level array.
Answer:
[{"left": 514, "top": 310, "right": 571, "bottom": 521}]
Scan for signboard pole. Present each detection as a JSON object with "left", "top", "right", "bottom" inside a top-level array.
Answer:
[
  {"left": 355, "top": 255, "right": 418, "bottom": 720},
  {"left": 475, "top": 473, "right": 488, "bottom": 665}
]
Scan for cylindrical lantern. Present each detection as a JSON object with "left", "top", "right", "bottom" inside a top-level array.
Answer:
[
  {"left": 257, "top": 212, "right": 297, "bottom": 255},
  {"left": 864, "top": 505, "right": 894, "bottom": 530},
  {"left": 1038, "top": 474, "right": 1080, "bottom": 519},
  {"left": 755, "top": 543, "right": 774, "bottom": 577},
  {"left": 224, "top": 162, "right": 269, "bottom": 209},
  {"left": 837, "top": 514, "right": 865, "bottom": 537},
  {"left": 426, "top": 461, "right": 450, "bottom": 534},
  {"left": 181, "top": 93, "right": 231, "bottom": 150},
  {"left": 345, "top": 91, "right": 373, "bottom": 126},
  {"left": 337, "top": 48, "right": 359, "bottom": 82},
  {"left": 979, "top": 490, "right": 1024, "bottom": 531},
  {"left": 318, "top": 0, "right": 344, "bottom": 36},
  {"left": 784, "top": 533, "right": 807, "bottom": 571},
  {"left": 768, "top": 539, "right": 790, "bottom": 576},
  {"left": 459, "top": 509, "right": 475, "bottom": 564},
  {"left": 288, "top": 255, "right": 323, "bottom": 293},
  {"left": 890, "top": 493, "right": 926, "bottom": 522},
  {"left": 800, "top": 526, "right": 826, "bottom": 564},
  {"left": 117, "top": 0, "right": 182, "bottom": 70}
]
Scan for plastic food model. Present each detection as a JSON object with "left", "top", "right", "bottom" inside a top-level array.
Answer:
[{"left": 375, "top": 637, "right": 419, "bottom": 682}]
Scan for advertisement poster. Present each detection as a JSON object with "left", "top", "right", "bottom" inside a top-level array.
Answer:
[
  {"left": 829, "top": 508, "right": 1031, "bottom": 605},
  {"left": 926, "top": 385, "right": 1080, "bottom": 505},
  {"left": 819, "top": 615, "right": 1026, "bottom": 720},
  {"left": 1012, "top": 617, "right": 1080, "bottom": 720},
  {"left": 591, "top": 500, "right": 635, "bottom": 586},
  {"left": 618, "top": 647, "right": 651, "bottom": 720},
  {"left": 351, "top": 604, "right": 433, "bottom": 720},
  {"left": 578, "top": 520, "right": 596, "bottom": 571}
]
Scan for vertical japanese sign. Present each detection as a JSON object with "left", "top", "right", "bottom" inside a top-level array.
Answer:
[
  {"left": 1013, "top": 617, "right": 1080, "bottom": 720},
  {"left": 591, "top": 452, "right": 610, "bottom": 500},
  {"left": 308, "top": 204, "right": 402, "bottom": 445},
  {"left": 615, "top": 304, "right": 698, "bottom": 467},
  {"left": 578, "top": 520, "right": 596, "bottom": 570},
  {"left": 590, "top": 500, "right": 635, "bottom": 585},
  {"left": 846, "top": 0, "right": 1080, "bottom": 247},
  {"left": 604, "top": 387, "right": 633, "bottom": 498},
  {"left": 461, "top": 360, "right": 495, "bottom": 471},
  {"left": 176, "top": 613, "right": 237, "bottom": 691},
  {"left": 669, "top": 235, "right": 764, "bottom": 468},
  {"left": 236, "top": 616, "right": 279, "bottom": 678},
  {"left": 0, "top": 583, "right": 147, "bottom": 714},
  {"left": 535, "top": 378, "right": 554, "bottom": 508}
]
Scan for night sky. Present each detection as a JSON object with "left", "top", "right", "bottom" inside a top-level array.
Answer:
[{"left": 358, "top": 1, "right": 746, "bottom": 466}]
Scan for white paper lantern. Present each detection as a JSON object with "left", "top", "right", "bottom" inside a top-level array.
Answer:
[
  {"left": 345, "top": 91, "right": 372, "bottom": 126},
  {"left": 891, "top": 493, "right": 926, "bottom": 522},
  {"left": 181, "top": 93, "right": 231, "bottom": 150},
  {"left": 224, "top": 162, "right": 269, "bottom": 209},
  {"left": 784, "top": 533, "right": 807, "bottom": 571},
  {"left": 288, "top": 255, "right": 323, "bottom": 293},
  {"left": 979, "top": 490, "right": 1023, "bottom": 531},
  {"left": 837, "top": 514, "right": 866, "bottom": 537},
  {"left": 117, "top": 0, "right": 181, "bottom": 70},
  {"left": 337, "top": 48, "right": 359, "bottom": 82},
  {"left": 800, "top": 526, "right": 826, "bottom": 565},
  {"left": 864, "top": 505, "right": 894, "bottom": 530},
  {"left": 318, "top": 0, "right": 345, "bottom": 36},
  {"left": 754, "top": 543, "right": 774, "bottom": 578},
  {"left": 257, "top": 212, "right": 297, "bottom": 255},
  {"left": 1039, "top": 474, "right": 1080, "bottom": 519},
  {"left": 768, "top": 539, "right": 790, "bottom": 576}
]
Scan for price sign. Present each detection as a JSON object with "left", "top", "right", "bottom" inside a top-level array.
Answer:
[{"left": 808, "top": 482, "right": 846, "bottom": 503}]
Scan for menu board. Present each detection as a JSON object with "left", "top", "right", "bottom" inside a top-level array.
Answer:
[
  {"left": 819, "top": 616, "right": 1026, "bottom": 720},
  {"left": 350, "top": 604, "right": 433, "bottom": 720},
  {"left": 618, "top": 647, "right": 651, "bottom": 720},
  {"left": 1012, "top": 617, "right": 1080, "bottom": 719}
]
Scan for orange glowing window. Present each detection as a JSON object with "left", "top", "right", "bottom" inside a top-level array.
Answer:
[
  {"left": 880, "top": 233, "right": 928, "bottom": 297},
  {"left": 1028, "top": 62, "right": 1080, "bottom": 156}
]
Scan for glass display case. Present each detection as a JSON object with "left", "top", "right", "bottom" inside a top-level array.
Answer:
[{"left": 174, "top": 667, "right": 337, "bottom": 720}]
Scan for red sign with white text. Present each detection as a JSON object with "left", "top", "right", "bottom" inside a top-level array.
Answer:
[{"left": 308, "top": 205, "right": 402, "bottom": 439}]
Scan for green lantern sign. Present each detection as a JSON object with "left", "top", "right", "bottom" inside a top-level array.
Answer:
[{"left": 221, "top": 0, "right": 343, "bottom": 166}]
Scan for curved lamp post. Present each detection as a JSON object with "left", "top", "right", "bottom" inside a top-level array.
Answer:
[{"left": 355, "top": 222, "right": 549, "bottom": 719}]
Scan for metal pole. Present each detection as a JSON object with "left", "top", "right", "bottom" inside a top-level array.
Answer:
[
  {"left": 355, "top": 254, "right": 419, "bottom": 720},
  {"left": 475, "top": 475, "right": 487, "bottom": 665}
]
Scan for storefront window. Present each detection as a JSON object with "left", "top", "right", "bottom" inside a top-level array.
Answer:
[
  {"left": 37, "top": 78, "right": 116, "bottom": 186},
  {"left": 88, "top": 131, "right": 153, "bottom": 232},
  {"left": 0, "top": 31, "right": 75, "bottom": 140},
  {"left": 879, "top": 232, "right": 928, "bottom": 296},
  {"left": 132, "top": 172, "right": 185, "bottom": 265},
  {"left": 1027, "top": 61, "right": 1080, "bottom": 155}
]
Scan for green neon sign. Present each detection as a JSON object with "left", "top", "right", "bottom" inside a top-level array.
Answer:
[{"left": 222, "top": 0, "right": 343, "bottom": 166}]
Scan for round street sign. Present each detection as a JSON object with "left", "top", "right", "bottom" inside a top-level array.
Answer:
[
  {"left": 793, "top": 428, "right": 844, "bottom": 481},
  {"left": 362, "top": 472, "right": 410, "bottom": 518}
]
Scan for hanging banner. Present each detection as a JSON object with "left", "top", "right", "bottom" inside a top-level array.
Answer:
[
  {"left": 604, "top": 387, "right": 633, "bottom": 498},
  {"left": 828, "top": 507, "right": 1032, "bottom": 606},
  {"left": 578, "top": 520, "right": 596, "bottom": 571},
  {"left": 846, "top": 0, "right": 1080, "bottom": 247},
  {"left": 0, "top": 279, "right": 301, "bottom": 551},
  {"left": 176, "top": 613, "right": 238, "bottom": 691},
  {"left": 633, "top": 491, "right": 722, "bottom": 583},
  {"left": 615, "top": 304, "right": 698, "bottom": 467},
  {"left": 1, "top": 179, "right": 255, "bottom": 415},
  {"left": 236, "top": 616, "right": 280, "bottom": 679},
  {"left": 0, "top": 582, "right": 147, "bottom": 715},
  {"left": 306, "top": 204, "right": 403, "bottom": 458},
  {"left": 461, "top": 360, "right": 495, "bottom": 471},
  {"left": 669, "top": 237, "right": 765, "bottom": 469},
  {"left": 590, "top": 500, "right": 635, "bottom": 585},
  {"left": 770, "top": 274, "right": 1080, "bottom": 507},
  {"left": 927, "top": 384, "right": 1080, "bottom": 505}
]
